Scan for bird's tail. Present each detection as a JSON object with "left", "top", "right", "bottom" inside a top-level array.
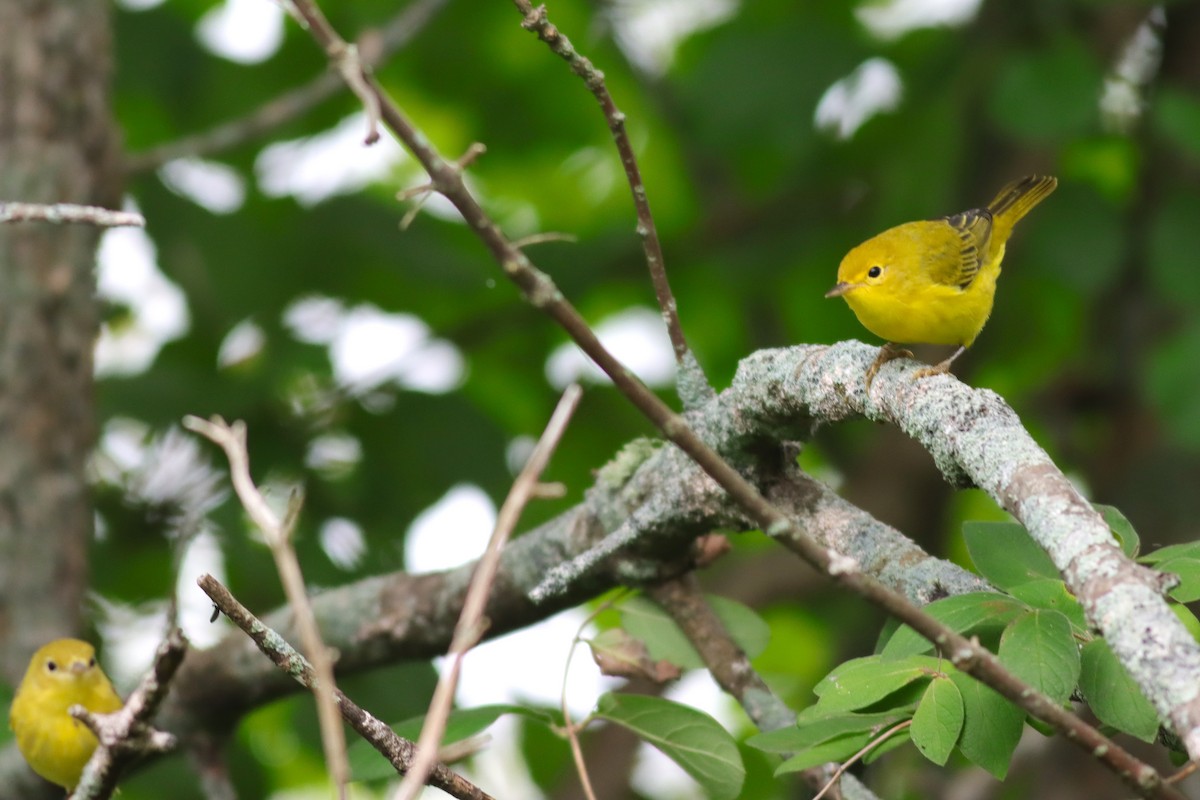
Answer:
[{"left": 987, "top": 175, "right": 1057, "bottom": 240}]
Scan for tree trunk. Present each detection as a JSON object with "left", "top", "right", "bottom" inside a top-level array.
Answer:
[{"left": 0, "top": 0, "right": 119, "bottom": 686}]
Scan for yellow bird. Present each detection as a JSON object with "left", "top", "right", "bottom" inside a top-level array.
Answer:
[
  {"left": 8, "top": 638, "right": 124, "bottom": 790},
  {"left": 826, "top": 175, "right": 1057, "bottom": 386}
]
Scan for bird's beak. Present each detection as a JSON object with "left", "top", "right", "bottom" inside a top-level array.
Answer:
[
  {"left": 69, "top": 660, "right": 88, "bottom": 676},
  {"left": 824, "top": 282, "right": 856, "bottom": 298}
]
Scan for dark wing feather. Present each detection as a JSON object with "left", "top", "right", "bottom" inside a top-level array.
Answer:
[{"left": 938, "top": 208, "right": 993, "bottom": 290}]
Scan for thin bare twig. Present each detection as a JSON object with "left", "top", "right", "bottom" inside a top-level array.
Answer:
[
  {"left": 330, "top": 42, "right": 381, "bottom": 144},
  {"left": 182, "top": 415, "right": 349, "bottom": 799},
  {"left": 277, "top": 4, "right": 1184, "bottom": 796},
  {"left": 124, "top": 0, "right": 448, "bottom": 174},
  {"left": 397, "top": 142, "right": 486, "bottom": 229},
  {"left": 69, "top": 629, "right": 187, "bottom": 800},
  {"left": 0, "top": 202, "right": 144, "bottom": 227},
  {"left": 510, "top": 231, "right": 578, "bottom": 249},
  {"left": 392, "top": 384, "right": 583, "bottom": 800},
  {"left": 559, "top": 594, "right": 631, "bottom": 800},
  {"left": 512, "top": 1, "right": 712, "bottom": 407},
  {"left": 198, "top": 575, "right": 496, "bottom": 800},
  {"left": 811, "top": 721, "right": 912, "bottom": 800}
]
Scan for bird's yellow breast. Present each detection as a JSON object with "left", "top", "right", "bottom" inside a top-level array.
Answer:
[{"left": 841, "top": 248, "right": 1003, "bottom": 347}]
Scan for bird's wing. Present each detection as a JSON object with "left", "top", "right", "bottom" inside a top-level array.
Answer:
[{"left": 932, "top": 208, "right": 993, "bottom": 290}]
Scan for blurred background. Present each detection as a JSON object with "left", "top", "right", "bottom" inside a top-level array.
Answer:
[{"left": 3, "top": 0, "right": 1198, "bottom": 797}]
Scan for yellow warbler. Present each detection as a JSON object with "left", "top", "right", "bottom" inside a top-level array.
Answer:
[
  {"left": 8, "top": 638, "right": 124, "bottom": 790},
  {"left": 826, "top": 175, "right": 1057, "bottom": 386}
]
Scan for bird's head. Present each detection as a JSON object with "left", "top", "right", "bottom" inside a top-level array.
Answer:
[
  {"left": 825, "top": 238, "right": 893, "bottom": 300},
  {"left": 27, "top": 639, "right": 102, "bottom": 685}
]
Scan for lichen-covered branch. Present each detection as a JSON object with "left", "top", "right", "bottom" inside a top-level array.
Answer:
[{"left": 733, "top": 342, "right": 1200, "bottom": 759}]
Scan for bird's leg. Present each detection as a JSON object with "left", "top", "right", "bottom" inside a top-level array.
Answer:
[
  {"left": 864, "top": 342, "right": 914, "bottom": 390},
  {"left": 913, "top": 345, "right": 967, "bottom": 380}
]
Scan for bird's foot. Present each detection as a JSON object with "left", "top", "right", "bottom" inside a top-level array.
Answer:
[
  {"left": 865, "top": 343, "right": 913, "bottom": 390},
  {"left": 911, "top": 345, "right": 967, "bottom": 381}
]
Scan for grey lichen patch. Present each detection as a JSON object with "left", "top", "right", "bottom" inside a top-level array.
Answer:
[
  {"left": 1092, "top": 583, "right": 1200, "bottom": 708},
  {"left": 1015, "top": 491, "right": 1107, "bottom": 568},
  {"left": 826, "top": 550, "right": 860, "bottom": 576},
  {"left": 676, "top": 350, "right": 715, "bottom": 411},
  {"left": 528, "top": 520, "right": 637, "bottom": 603},
  {"left": 797, "top": 488, "right": 985, "bottom": 604},
  {"left": 596, "top": 437, "right": 663, "bottom": 490},
  {"left": 612, "top": 555, "right": 670, "bottom": 585},
  {"left": 255, "top": 626, "right": 308, "bottom": 678},
  {"left": 792, "top": 342, "right": 871, "bottom": 424}
]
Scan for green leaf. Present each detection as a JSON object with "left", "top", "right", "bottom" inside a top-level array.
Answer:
[
  {"left": 1079, "top": 640, "right": 1159, "bottom": 742},
  {"left": 963, "top": 521, "right": 1059, "bottom": 590},
  {"left": 997, "top": 610, "right": 1081, "bottom": 705},
  {"left": 949, "top": 671, "right": 1024, "bottom": 779},
  {"left": 708, "top": 595, "right": 773, "bottom": 659},
  {"left": 1140, "top": 540, "right": 1200, "bottom": 565},
  {"left": 594, "top": 693, "right": 744, "bottom": 800},
  {"left": 774, "top": 731, "right": 874, "bottom": 776},
  {"left": 1171, "top": 603, "right": 1200, "bottom": 643},
  {"left": 812, "top": 655, "right": 940, "bottom": 713},
  {"left": 1008, "top": 579, "right": 1088, "bottom": 634},
  {"left": 1094, "top": 505, "right": 1139, "bottom": 555},
  {"left": 619, "top": 597, "right": 701, "bottom": 667},
  {"left": 911, "top": 677, "right": 964, "bottom": 766},
  {"left": 349, "top": 704, "right": 553, "bottom": 782},
  {"left": 618, "top": 595, "right": 771, "bottom": 669},
  {"left": 1095, "top": 504, "right": 1139, "bottom": 557},
  {"left": 747, "top": 709, "right": 909, "bottom": 754},
  {"left": 882, "top": 592, "right": 1026, "bottom": 658},
  {"left": 1156, "top": 558, "right": 1200, "bottom": 603}
]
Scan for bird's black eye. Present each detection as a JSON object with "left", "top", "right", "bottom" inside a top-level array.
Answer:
[
  {"left": 88, "top": 657, "right": 96, "bottom": 668},
  {"left": 868, "top": 265, "right": 883, "bottom": 278},
  {"left": 46, "top": 660, "right": 58, "bottom": 672}
]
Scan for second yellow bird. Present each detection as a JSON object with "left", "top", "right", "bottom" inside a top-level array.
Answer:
[
  {"left": 826, "top": 175, "right": 1057, "bottom": 386},
  {"left": 8, "top": 638, "right": 124, "bottom": 790}
]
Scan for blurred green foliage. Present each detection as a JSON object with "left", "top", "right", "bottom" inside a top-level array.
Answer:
[{"left": 78, "top": 0, "right": 1200, "bottom": 796}]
